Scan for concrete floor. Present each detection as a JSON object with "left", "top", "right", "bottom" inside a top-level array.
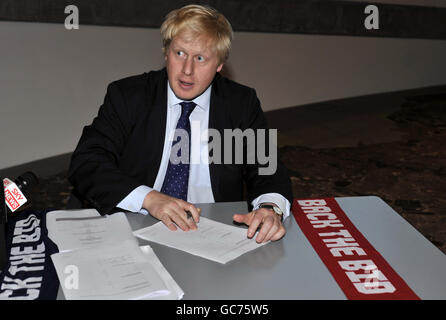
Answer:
[{"left": 266, "top": 84, "right": 446, "bottom": 149}]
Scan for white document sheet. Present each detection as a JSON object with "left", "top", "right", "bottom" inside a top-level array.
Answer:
[
  {"left": 46, "top": 209, "right": 136, "bottom": 252},
  {"left": 51, "top": 240, "right": 184, "bottom": 300},
  {"left": 47, "top": 209, "right": 184, "bottom": 300},
  {"left": 133, "top": 217, "right": 268, "bottom": 264}
]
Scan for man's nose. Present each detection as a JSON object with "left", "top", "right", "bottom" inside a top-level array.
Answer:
[{"left": 182, "top": 57, "right": 194, "bottom": 76}]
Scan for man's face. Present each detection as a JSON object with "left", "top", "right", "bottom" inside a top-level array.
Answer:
[{"left": 165, "top": 32, "right": 223, "bottom": 101}]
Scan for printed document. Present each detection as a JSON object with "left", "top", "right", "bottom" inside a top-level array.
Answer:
[
  {"left": 47, "top": 209, "right": 183, "bottom": 300},
  {"left": 51, "top": 240, "right": 184, "bottom": 300},
  {"left": 46, "top": 209, "right": 136, "bottom": 252},
  {"left": 133, "top": 217, "right": 268, "bottom": 264}
]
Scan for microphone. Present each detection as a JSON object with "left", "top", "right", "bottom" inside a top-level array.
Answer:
[
  {"left": 2, "top": 172, "right": 38, "bottom": 219},
  {"left": 13, "top": 172, "right": 39, "bottom": 195},
  {"left": 2, "top": 172, "right": 38, "bottom": 218},
  {"left": 1, "top": 172, "right": 38, "bottom": 270}
]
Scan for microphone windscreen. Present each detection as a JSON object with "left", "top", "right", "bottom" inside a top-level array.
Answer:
[{"left": 14, "top": 171, "right": 39, "bottom": 194}]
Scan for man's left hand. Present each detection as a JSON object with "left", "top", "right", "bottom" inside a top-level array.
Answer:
[{"left": 233, "top": 207, "right": 285, "bottom": 243}]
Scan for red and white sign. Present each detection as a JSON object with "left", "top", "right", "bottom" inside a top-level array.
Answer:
[
  {"left": 292, "top": 198, "right": 420, "bottom": 300},
  {"left": 3, "top": 178, "right": 27, "bottom": 212}
]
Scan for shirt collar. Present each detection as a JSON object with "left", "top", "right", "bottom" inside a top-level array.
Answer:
[{"left": 167, "top": 81, "right": 211, "bottom": 111}]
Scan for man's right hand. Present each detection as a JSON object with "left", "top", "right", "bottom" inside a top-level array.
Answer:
[{"left": 142, "top": 190, "right": 201, "bottom": 231}]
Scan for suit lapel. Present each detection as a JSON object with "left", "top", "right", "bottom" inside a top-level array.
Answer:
[
  {"left": 208, "top": 75, "right": 227, "bottom": 202},
  {"left": 145, "top": 70, "right": 168, "bottom": 186}
]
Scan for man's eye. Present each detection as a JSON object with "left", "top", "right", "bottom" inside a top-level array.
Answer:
[
  {"left": 196, "top": 56, "right": 205, "bottom": 62},
  {"left": 176, "top": 51, "right": 184, "bottom": 56}
]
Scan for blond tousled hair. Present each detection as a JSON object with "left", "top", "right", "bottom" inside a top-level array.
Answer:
[{"left": 160, "top": 4, "right": 234, "bottom": 64}]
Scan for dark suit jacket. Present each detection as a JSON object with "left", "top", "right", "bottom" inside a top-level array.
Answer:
[{"left": 68, "top": 68, "right": 293, "bottom": 215}]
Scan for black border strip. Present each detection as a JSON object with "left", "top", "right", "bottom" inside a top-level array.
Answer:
[{"left": 0, "top": 0, "right": 445, "bottom": 39}]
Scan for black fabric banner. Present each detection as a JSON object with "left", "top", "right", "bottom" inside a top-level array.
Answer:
[{"left": 0, "top": 210, "right": 60, "bottom": 300}]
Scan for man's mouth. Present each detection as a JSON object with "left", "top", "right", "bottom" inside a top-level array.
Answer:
[{"left": 179, "top": 80, "right": 194, "bottom": 88}]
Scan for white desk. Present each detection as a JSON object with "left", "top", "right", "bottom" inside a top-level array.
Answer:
[{"left": 57, "top": 196, "right": 446, "bottom": 299}]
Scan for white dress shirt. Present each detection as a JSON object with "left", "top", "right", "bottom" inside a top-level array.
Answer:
[{"left": 117, "top": 81, "right": 291, "bottom": 219}]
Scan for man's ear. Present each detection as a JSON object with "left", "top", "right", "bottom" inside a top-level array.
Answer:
[{"left": 217, "top": 63, "right": 224, "bottom": 73}]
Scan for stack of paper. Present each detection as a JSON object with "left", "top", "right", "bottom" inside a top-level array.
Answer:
[{"left": 47, "top": 209, "right": 183, "bottom": 300}]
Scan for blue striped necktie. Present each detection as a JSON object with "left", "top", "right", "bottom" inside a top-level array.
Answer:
[{"left": 160, "top": 101, "right": 196, "bottom": 200}]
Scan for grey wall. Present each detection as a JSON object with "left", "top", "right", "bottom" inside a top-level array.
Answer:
[{"left": 1, "top": 20, "right": 446, "bottom": 170}]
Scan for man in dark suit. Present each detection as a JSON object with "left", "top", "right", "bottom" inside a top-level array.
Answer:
[{"left": 68, "top": 4, "right": 293, "bottom": 243}]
